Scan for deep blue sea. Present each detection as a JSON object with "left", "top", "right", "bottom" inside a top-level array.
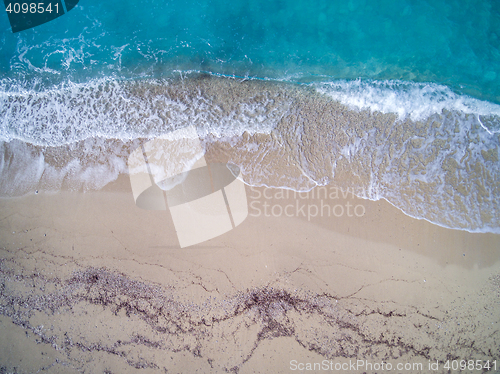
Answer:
[{"left": 1, "top": 0, "right": 500, "bottom": 233}]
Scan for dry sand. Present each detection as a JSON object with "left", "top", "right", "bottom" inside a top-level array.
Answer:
[{"left": 1, "top": 175, "right": 499, "bottom": 373}]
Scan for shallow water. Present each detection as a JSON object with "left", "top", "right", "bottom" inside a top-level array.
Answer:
[{"left": 1, "top": 75, "right": 499, "bottom": 234}]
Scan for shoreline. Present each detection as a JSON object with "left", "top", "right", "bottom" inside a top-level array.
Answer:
[{"left": 1, "top": 75, "right": 499, "bottom": 234}]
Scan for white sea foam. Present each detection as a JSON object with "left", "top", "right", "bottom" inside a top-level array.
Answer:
[
  {"left": 314, "top": 79, "right": 500, "bottom": 130},
  {"left": 0, "top": 77, "right": 281, "bottom": 147}
]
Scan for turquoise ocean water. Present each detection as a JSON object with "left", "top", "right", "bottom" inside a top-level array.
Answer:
[
  {"left": 1, "top": 0, "right": 500, "bottom": 99},
  {"left": 1, "top": 0, "right": 500, "bottom": 233}
]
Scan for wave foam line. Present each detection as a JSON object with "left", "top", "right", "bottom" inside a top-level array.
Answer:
[
  {"left": 0, "top": 76, "right": 288, "bottom": 146},
  {"left": 314, "top": 79, "right": 500, "bottom": 132}
]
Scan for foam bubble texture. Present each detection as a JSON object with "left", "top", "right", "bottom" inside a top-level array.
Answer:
[
  {"left": 0, "top": 76, "right": 288, "bottom": 146},
  {"left": 314, "top": 79, "right": 500, "bottom": 130}
]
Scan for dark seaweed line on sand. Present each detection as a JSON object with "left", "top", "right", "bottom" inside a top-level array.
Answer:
[{"left": 0, "top": 262, "right": 496, "bottom": 373}]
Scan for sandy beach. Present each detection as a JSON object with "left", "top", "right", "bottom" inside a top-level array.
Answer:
[{"left": 1, "top": 173, "right": 499, "bottom": 373}]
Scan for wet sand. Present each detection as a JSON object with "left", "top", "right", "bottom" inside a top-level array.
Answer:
[
  {"left": 3, "top": 75, "right": 499, "bottom": 233},
  {"left": 1, "top": 175, "right": 499, "bottom": 373}
]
